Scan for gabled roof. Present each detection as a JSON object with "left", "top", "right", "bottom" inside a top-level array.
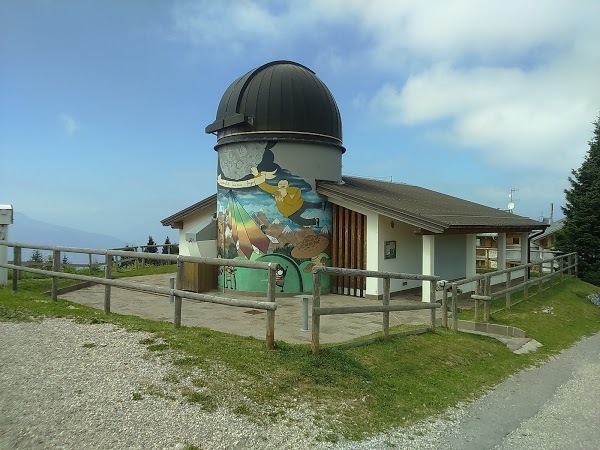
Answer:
[
  {"left": 161, "top": 194, "right": 217, "bottom": 229},
  {"left": 531, "top": 218, "right": 565, "bottom": 242},
  {"left": 317, "top": 176, "right": 546, "bottom": 234}
]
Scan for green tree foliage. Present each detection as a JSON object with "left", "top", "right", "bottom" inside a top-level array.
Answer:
[
  {"left": 61, "top": 255, "right": 70, "bottom": 266},
  {"left": 144, "top": 235, "right": 159, "bottom": 265},
  {"left": 29, "top": 249, "right": 44, "bottom": 265},
  {"left": 144, "top": 236, "right": 158, "bottom": 253},
  {"left": 162, "top": 236, "right": 178, "bottom": 255},
  {"left": 556, "top": 113, "right": 600, "bottom": 286}
]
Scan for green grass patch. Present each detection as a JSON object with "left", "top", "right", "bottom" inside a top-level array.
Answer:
[{"left": 1, "top": 277, "right": 599, "bottom": 440}]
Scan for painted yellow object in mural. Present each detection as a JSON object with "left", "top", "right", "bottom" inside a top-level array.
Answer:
[{"left": 249, "top": 167, "right": 322, "bottom": 227}]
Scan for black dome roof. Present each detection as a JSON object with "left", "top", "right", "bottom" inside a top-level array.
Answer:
[{"left": 206, "top": 61, "right": 343, "bottom": 148}]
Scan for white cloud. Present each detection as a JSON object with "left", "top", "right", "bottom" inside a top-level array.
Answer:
[
  {"left": 169, "top": 0, "right": 600, "bottom": 173},
  {"left": 58, "top": 113, "right": 80, "bottom": 135}
]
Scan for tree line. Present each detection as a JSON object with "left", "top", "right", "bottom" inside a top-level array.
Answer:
[{"left": 26, "top": 236, "right": 179, "bottom": 267}]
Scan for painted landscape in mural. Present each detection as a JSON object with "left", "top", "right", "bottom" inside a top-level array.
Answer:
[{"left": 216, "top": 141, "right": 332, "bottom": 293}]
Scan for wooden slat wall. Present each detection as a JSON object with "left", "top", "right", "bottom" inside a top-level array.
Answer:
[
  {"left": 331, "top": 204, "right": 366, "bottom": 297},
  {"left": 182, "top": 262, "right": 219, "bottom": 293}
]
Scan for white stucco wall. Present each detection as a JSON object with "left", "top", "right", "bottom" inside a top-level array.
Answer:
[
  {"left": 434, "top": 234, "right": 467, "bottom": 281},
  {"left": 177, "top": 206, "right": 217, "bottom": 258},
  {"left": 376, "top": 216, "right": 423, "bottom": 294}
]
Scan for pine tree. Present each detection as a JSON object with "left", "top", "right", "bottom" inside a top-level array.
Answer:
[
  {"left": 29, "top": 249, "right": 44, "bottom": 266},
  {"left": 144, "top": 236, "right": 158, "bottom": 253},
  {"left": 556, "top": 113, "right": 600, "bottom": 286},
  {"left": 144, "top": 235, "right": 158, "bottom": 265},
  {"left": 162, "top": 237, "right": 172, "bottom": 254}
]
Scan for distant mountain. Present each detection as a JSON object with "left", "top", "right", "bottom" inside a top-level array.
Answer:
[{"left": 6, "top": 212, "right": 126, "bottom": 263}]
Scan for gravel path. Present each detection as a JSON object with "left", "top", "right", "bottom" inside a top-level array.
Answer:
[
  {"left": 0, "top": 319, "right": 325, "bottom": 449},
  {"left": 1, "top": 318, "right": 599, "bottom": 449}
]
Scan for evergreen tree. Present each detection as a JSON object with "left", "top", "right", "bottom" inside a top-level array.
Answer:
[
  {"left": 62, "top": 255, "right": 70, "bottom": 265},
  {"left": 556, "top": 113, "right": 600, "bottom": 286},
  {"left": 162, "top": 236, "right": 172, "bottom": 254},
  {"left": 144, "top": 236, "right": 158, "bottom": 253},
  {"left": 144, "top": 235, "right": 159, "bottom": 265},
  {"left": 29, "top": 249, "right": 44, "bottom": 265}
]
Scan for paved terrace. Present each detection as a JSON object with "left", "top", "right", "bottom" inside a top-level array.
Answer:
[{"left": 62, "top": 274, "right": 433, "bottom": 345}]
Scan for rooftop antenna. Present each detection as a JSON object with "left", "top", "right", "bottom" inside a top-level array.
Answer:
[{"left": 507, "top": 188, "right": 519, "bottom": 213}]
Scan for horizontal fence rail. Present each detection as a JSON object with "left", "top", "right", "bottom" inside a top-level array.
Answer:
[
  {"left": 310, "top": 266, "right": 441, "bottom": 354},
  {"left": 442, "top": 252, "right": 577, "bottom": 330},
  {"left": 0, "top": 241, "right": 279, "bottom": 350}
]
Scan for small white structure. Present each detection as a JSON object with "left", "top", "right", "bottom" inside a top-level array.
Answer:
[{"left": 0, "top": 204, "right": 14, "bottom": 286}]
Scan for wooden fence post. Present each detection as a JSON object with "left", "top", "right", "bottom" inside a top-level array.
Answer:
[
  {"left": 451, "top": 283, "right": 458, "bottom": 331},
  {"left": 51, "top": 249, "right": 61, "bottom": 301},
  {"left": 523, "top": 264, "right": 529, "bottom": 299},
  {"left": 266, "top": 264, "right": 276, "bottom": 350},
  {"left": 13, "top": 247, "right": 21, "bottom": 292},
  {"left": 574, "top": 254, "right": 578, "bottom": 278},
  {"left": 474, "top": 279, "right": 480, "bottom": 322},
  {"left": 311, "top": 270, "right": 322, "bottom": 354},
  {"left": 442, "top": 286, "right": 448, "bottom": 328},
  {"left": 559, "top": 258, "right": 564, "bottom": 282},
  {"left": 505, "top": 270, "right": 511, "bottom": 309},
  {"left": 383, "top": 277, "right": 390, "bottom": 339},
  {"left": 174, "top": 257, "right": 183, "bottom": 328},
  {"left": 483, "top": 276, "right": 490, "bottom": 323},
  {"left": 104, "top": 253, "right": 112, "bottom": 314},
  {"left": 88, "top": 253, "right": 93, "bottom": 274},
  {"left": 567, "top": 254, "right": 572, "bottom": 277},
  {"left": 429, "top": 280, "right": 436, "bottom": 330},
  {"left": 12, "top": 246, "right": 21, "bottom": 293}
]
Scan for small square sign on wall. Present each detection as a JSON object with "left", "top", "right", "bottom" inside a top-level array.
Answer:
[{"left": 384, "top": 240, "right": 396, "bottom": 259}]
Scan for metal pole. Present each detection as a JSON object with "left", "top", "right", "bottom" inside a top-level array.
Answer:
[{"left": 301, "top": 297, "right": 309, "bottom": 332}]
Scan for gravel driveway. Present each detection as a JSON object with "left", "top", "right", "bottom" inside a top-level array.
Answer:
[{"left": 2, "top": 318, "right": 599, "bottom": 449}]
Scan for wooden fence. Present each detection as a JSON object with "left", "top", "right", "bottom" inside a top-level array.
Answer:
[
  {"left": 310, "top": 266, "right": 442, "bottom": 354},
  {"left": 8, "top": 243, "right": 180, "bottom": 276},
  {"left": 441, "top": 252, "right": 578, "bottom": 331},
  {"left": 1, "top": 241, "right": 279, "bottom": 350}
]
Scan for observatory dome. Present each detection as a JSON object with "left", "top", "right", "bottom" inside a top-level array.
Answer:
[{"left": 205, "top": 61, "right": 343, "bottom": 149}]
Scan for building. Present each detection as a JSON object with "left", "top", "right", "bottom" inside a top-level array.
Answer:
[{"left": 162, "top": 61, "right": 546, "bottom": 301}]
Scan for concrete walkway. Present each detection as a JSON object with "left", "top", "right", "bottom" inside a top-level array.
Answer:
[{"left": 62, "top": 274, "right": 433, "bottom": 345}]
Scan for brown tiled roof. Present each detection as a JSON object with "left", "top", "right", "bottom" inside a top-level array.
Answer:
[
  {"left": 161, "top": 194, "right": 217, "bottom": 228},
  {"left": 317, "top": 176, "right": 546, "bottom": 234}
]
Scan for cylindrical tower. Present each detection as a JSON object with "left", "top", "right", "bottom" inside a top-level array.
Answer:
[{"left": 206, "top": 61, "right": 343, "bottom": 294}]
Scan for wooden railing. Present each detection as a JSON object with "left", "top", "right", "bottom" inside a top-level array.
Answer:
[
  {"left": 310, "top": 266, "right": 442, "bottom": 354},
  {"left": 441, "top": 252, "right": 578, "bottom": 330},
  {"left": 1, "top": 241, "right": 279, "bottom": 350}
]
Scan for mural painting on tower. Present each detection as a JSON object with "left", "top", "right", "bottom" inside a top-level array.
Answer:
[{"left": 216, "top": 141, "right": 332, "bottom": 293}]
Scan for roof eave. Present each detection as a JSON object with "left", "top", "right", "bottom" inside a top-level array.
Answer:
[
  {"left": 317, "top": 185, "right": 448, "bottom": 233},
  {"left": 161, "top": 194, "right": 217, "bottom": 228}
]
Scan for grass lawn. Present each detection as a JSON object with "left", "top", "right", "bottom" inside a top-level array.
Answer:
[{"left": 1, "top": 269, "right": 599, "bottom": 441}]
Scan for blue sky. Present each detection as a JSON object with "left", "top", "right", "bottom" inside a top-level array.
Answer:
[{"left": 2, "top": 0, "right": 599, "bottom": 245}]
